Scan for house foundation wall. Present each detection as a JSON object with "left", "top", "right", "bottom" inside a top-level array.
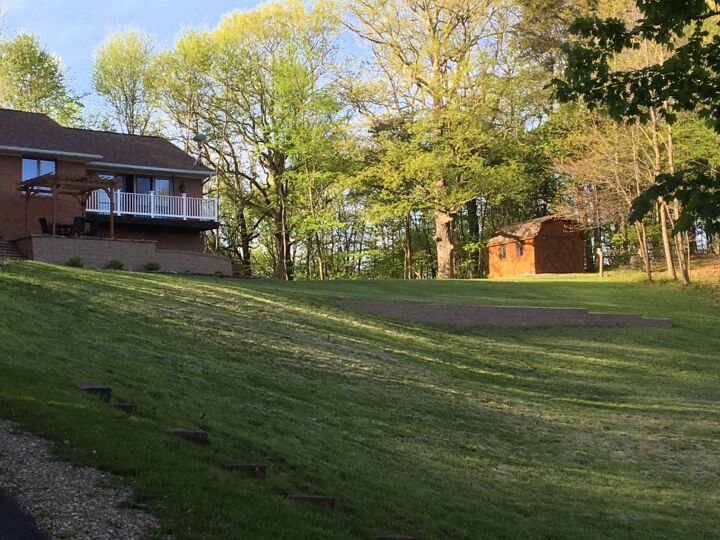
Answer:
[
  {"left": 15, "top": 236, "right": 231, "bottom": 276},
  {"left": 94, "top": 222, "right": 206, "bottom": 251}
]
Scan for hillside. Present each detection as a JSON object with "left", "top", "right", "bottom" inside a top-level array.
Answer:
[{"left": 0, "top": 262, "right": 718, "bottom": 539}]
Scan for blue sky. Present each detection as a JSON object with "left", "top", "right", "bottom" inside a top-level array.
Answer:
[{"left": 2, "top": 0, "right": 260, "bottom": 104}]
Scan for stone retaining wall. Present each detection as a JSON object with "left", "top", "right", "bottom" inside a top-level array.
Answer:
[
  {"left": 15, "top": 236, "right": 231, "bottom": 276},
  {"left": 334, "top": 301, "right": 672, "bottom": 328}
]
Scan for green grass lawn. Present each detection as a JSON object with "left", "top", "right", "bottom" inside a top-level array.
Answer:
[{"left": 0, "top": 262, "right": 718, "bottom": 539}]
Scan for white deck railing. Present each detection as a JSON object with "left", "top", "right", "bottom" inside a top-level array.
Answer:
[{"left": 86, "top": 191, "right": 218, "bottom": 221}]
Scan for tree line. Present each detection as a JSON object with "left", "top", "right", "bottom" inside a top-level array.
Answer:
[{"left": 1, "top": 0, "right": 718, "bottom": 281}]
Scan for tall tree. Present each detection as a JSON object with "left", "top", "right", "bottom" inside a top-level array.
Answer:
[
  {"left": 514, "top": 0, "right": 598, "bottom": 76},
  {"left": 92, "top": 30, "right": 160, "bottom": 135},
  {"left": 348, "top": 0, "right": 515, "bottom": 278},
  {"left": 209, "top": 0, "right": 345, "bottom": 280},
  {"left": 0, "top": 34, "right": 82, "bottom": 125},
  {"left": 555, "top": 0, "right": 720, "bottom": 235}
]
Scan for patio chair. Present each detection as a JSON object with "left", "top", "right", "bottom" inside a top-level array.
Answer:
[
  {"left": 70, "top": 217, "right": 87, "bottom": 236},
  {"left": 38, "top": 218, "right": 51, "bottom": 235},
  {"left": 85, "top": 221, "right": 98, "bottom": 237}
]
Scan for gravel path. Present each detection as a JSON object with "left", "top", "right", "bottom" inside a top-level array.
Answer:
[{"left": 0, "top": 420, "right": 159, "bottom": 540}]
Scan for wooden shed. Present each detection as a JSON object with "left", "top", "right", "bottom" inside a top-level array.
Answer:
[{"left": 487, "top": 216, "right": 585, "bottom": 278}]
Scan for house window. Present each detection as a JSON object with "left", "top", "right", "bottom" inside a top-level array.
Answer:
[
  {"left": 21, "top": 158, "right": 55, "bottom": 194},
  {"left": 95, "top": 173, "right": 173, "bottom": 195},
  {"left": 22, "top": 158, "right": 55, "bottom": 181},
  {"left": 99, "top": 172, "right": 129, "bottom": 191},
  {"left": 516, "top": 241, "right": 524, "bottom": 257},
  {"left": 136, "top": 176, "right": 152, "bottom": 195},
  {"left": 498, "top": 245, "right": 506, "bottom": 260},
  {"left": 154, "top": 178, "right": 172, "bottom": 196}
]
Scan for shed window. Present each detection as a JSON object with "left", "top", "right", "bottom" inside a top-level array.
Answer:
[
  {"left": 498, "top": 245, "right": 506, "bottom": 260},
  {"left": 516, "top": 241, "right": 524, "bottom": 257}
]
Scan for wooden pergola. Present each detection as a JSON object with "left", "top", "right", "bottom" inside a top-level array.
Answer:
[{"left": 18, "top": 173, "right": 120, "bottom": 238}]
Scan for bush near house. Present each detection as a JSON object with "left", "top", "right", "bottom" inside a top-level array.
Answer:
[
  {"left": 104, "top": 259, "right": 124, "bottom": 270},
  {"left": 143, "top": 261, "right": 161, "bottom": 273}
]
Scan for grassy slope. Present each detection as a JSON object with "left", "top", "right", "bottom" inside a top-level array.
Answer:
[{"left": 0, "top": 262, "right": 718, "bottom": 539}]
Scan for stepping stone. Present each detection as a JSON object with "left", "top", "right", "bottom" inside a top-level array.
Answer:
[
  {"left": 167, "top": 428, "right": 209, "bottom": 445},
  {"left": 289, "top": 493, "right": 336, "bottom": 510},
  {"left": 113, "top": 403, "right": 137, "bottom": 415},
  {"left": 375, "top": 535, "right": 416, "bottom": 540},
  {"left": 75, "top": 381, "right": 111, "bottom": 402},
  {"left": 226, "top": 462, "right": 267, "bottom": 479}
]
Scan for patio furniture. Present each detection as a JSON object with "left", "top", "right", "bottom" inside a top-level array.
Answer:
[
  {"left": 39, "top": 218, "right": 72, "bottom": 236},
  {"left": 70, "top": 217, "right": 87, "bottom": 236},
  {"left": 85, "top": 221, "right": 98, "bottom": 237},
  {"left": 21, "top": 174, "right": 120, "bottom": 238},
  {"left": 58, "top": 225, "right": 72, "bottom": 236},
  {"left": 38, "top": 218, "right": 51, "bottom": 235}
]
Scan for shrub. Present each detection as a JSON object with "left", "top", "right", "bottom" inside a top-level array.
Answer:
[
  {"left": 143, "top": 261, "right": 160, "bottom": 273},
  {"left": 104, "top": 259, "right": 124, "bottom": 270},
  {"left": 65, "top": 257, "right": 84, "bottom": 268}
]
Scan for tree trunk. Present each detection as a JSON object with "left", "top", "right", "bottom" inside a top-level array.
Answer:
[
  {"left": 238, "top": 207, "right": 252, "bottom": 276},
  {"left": 593, "top": 224, "right": 602, "bottom": 272},
  {"left": 648, "top": 109, "right": 675, "bottom": 280},
  {"left": 306, "top": 238, "right": 313, "bottom": 279},
  {"left": 658, "top": 200, "right": 676, "bottom": 280},
  {"left": 315, "top": 233, "right": 326, "bottom": 280},
  {"left": 596, "top": 247, "right": 604, "bottom": 277},
  {"left": 272, "top": 169, "right": 293, "bottom": 280},
  {"left": 674, "top": 229, "right": 690, "bottom": 285},
  {"left": 357, "top": 222, "right": 365, "bottom": 274},
  {"left": 667, "top": 201, "right": 691, "bottom": 286},
  {"left": 273, "top": 212, "right": 293, "bottom": 281},
  {"left": 585, "top": 234, "right": 595, "bottom": 272},
  {"left": 665, "top": 125, "right": 690, "bottom": 286},
  {"left": 404, "top": 213, "right": 413, "bottom": 279},
  {"left": 434, "top": 211, "right": 454, "bottom": 279},
  {"left": 479, "top": 198, "right": 489, "bottom": 277},
  {"left": 465, "top": 199, "right": 480, "bottom": 278},
  {"left": 634, "top": 221, "right": 653, "bottom": 282}
]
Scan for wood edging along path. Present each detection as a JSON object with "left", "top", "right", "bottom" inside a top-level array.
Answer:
[{"left": 73, "top": 380, "right": 416, "bottom": 540}]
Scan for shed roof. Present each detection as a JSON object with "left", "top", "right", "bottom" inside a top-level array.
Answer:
[
  {"left": 487, "top": 215, "right": 577, "bottom": 246},
  {"left": 0, "top": 108, "right": 213, "bottom": 177}
]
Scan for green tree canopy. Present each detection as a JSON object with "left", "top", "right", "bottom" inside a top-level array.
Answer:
[
  {"left": 0, "top": 33, "right": 82, "bottom": 125},
  {"left": 555, "top": 0, "right": 720, "bottom": 233},
  {"left": 92, "top": 30, "right": 160, "bottom": 135}
]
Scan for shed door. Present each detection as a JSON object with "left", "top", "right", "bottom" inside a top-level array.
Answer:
[{"left": 538, "top": 237, "right": 578, "bottom": 273}]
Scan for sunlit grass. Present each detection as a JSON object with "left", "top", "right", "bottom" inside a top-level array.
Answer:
[{"left": 0, "top": 262, "right": 718, "bottom": 539}]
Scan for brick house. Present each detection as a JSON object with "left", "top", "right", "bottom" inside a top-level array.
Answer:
[
  {"left": 487, "top": 216, "right": 585, "bottom": 278},
  {"left": 0, "top": 108, "right": 230, "bottom": 275}
]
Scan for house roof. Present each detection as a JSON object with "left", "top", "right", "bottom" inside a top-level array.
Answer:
[
  {"left": 487, "top": 215, "right": 577, "bottom": 246},
  {"left": 0, "top": 108, "right": 213, "bottom": 177}
]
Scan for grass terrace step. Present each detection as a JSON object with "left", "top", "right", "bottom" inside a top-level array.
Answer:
[
  {"left": 226, "top": 462, "right": 267, "bottom": 479},
  {"left": 113, "top": 403, "right": 137, "bottom": 415},
  {"left": 74, "top": 381, "right": 111, "bottom": 402},
  {"left": 289, "top": 494, "right": 336, "bottom": 510},
  {"left": 167, "top": 428, "right": 209, "bottom": 445}
]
